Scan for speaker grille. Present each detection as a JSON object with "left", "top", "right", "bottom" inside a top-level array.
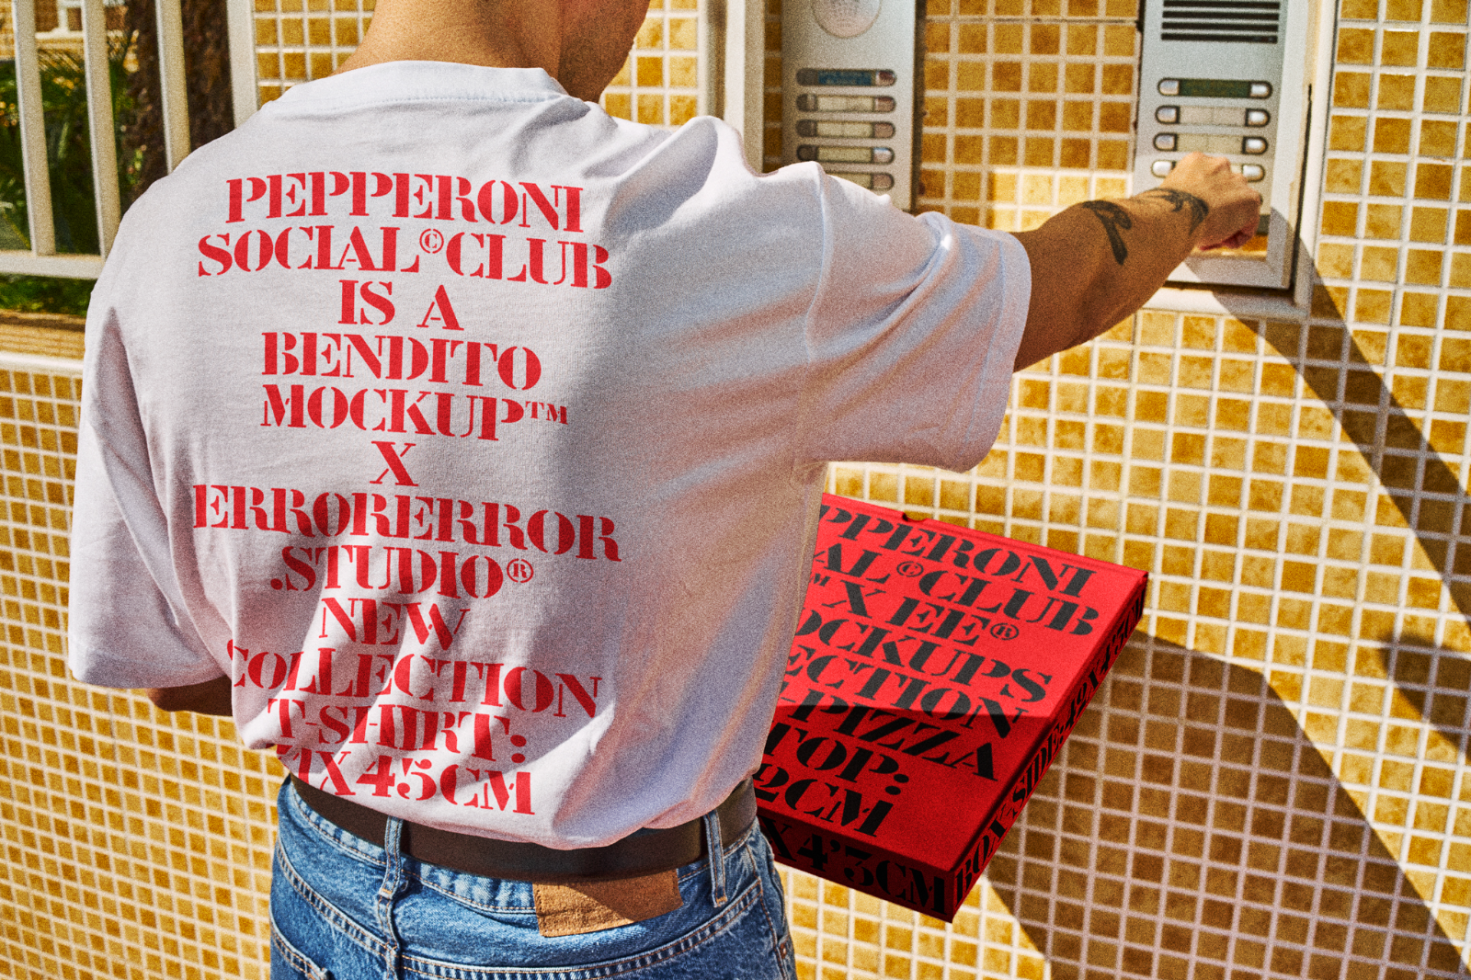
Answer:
[{"left": 1160, "top": 0, "right": 1280, "bottom": 43}]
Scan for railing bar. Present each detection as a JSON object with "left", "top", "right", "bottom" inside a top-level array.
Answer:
[
  {"left": 12, "top": 0, "right": 56, "bottom": 256},
  {"left": 0, "top": 350, "right": 86, "bottom": 376},
  {"left": 155, "top": 0, "right": 191, "bottom": 172},
  {"left": 721, "top": 0, "right": 764, "bottom": 170},
  {"left": 0, "top": 251, "right": 105, "bottom": 278},
  {"left": 697, "top": 0, "right": 714, "bottom": 118},
  {"left": 226, "top": 0, "right": 260, "bottom": 128},
  {"left": 80, "top": 0, "right": 121, "bottom": 256}
]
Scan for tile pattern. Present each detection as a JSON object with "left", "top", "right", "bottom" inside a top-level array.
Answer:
[
  {"left": 600, "top": 0, "right": 702, "bottom": 127},
  {"left": 785, "top": 635, "right": 1471, "bottom": 980},
  {"left": 251, "top": 0, "right": 375, "bottom": 103},
  {"left": 827, "top": 306, "right": 1471, "bottom": 977},
  {"left": 2, "top": 1, "right": 1471, "bottom": 979},
  {"left": 800, "top": 0, "right": 1471, "bottom": 971},
  {"left": 918, "top": 0, "right": 1140, "bottom": 228},
  {"left": 0, "top": 353, "right": 281, "bottom": 980},
  {"left": 250, "top": 0, "right": 695, "bottom": 126},
  {"left": 816, "top": 0, "right": 1471, "bottom": 973}
]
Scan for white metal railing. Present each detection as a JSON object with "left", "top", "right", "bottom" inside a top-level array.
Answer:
[
  {"left": 0, "top": 0, "right": 260, "bottom": 279},
  {"left": 720, "top": 0, "right": 765, "bottom": 172},
  {"left": 225, "top": 0, "right": 258, "bottom": 131},
  {"left": 0, "top": 0, "right": 768, "bottom": 279},
  {"left": 0, "top": 0, "right": 743, "bottom": 279}
]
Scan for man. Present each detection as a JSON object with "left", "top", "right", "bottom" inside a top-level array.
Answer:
[{"left": 67, "top": 1, "right": 1261, "bottom": 977}]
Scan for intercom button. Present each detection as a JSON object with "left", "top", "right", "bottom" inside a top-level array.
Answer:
[
  {"left": 1249, "top": 82, "right": 1272, "bottom": 98},
  {"left": 1240, "top": 164, "right": 1265, "bottom": 182},
  {"left": 799, "top": 145, "right": 894, "bottom": 164},
  {"left": 831, "top": 173, "right": 895, "bottom": 192},
  {"left": 1158, "top": 79, "right": 1180, "bottom": 96},
  {"left": 1156, "top": 106, "right": 1179, "bottom": 124},
  {"left": 1242, "top": 137, "right": 1268, "bottom": 154},
  {"left": 1245, "top": 109, "right": 1270, "bottom": 126},
  {"left": 1154, "top": 134, "right": 1177, "bottom": 151},
  {"left": 796, "top": 94, "right": 899, "bottom": 112},
  {"left": 796, "top": 120, "right": 895, "bottom": 138},
  {"left": 1151, "top": 160, "right": 1175, "bottom": 177}
]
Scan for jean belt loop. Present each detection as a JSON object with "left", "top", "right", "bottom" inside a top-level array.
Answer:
[
  {"left": 703, "top": 809, "right": 728, "bottom": 907},
  {"left": 377, "top": 816, "right": 407, "bottom": 980}
]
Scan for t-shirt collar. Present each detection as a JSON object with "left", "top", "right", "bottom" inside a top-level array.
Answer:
[{"left": 264, "top": 61, "right": 571, "bottom": 112}]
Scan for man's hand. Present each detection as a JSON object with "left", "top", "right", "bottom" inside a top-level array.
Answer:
[
  {"left": 1011, "top": 153, "right": 1262, "bottom": 369},
  {"left": 143, "top": 675, "right": 233, "bottom": 716},
  {"left": 1155, "top": 152, "right": 1263, "bottom": 251}
]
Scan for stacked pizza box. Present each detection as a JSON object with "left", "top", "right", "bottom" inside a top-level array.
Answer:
[{"left": 758, "top": 495, "right": 1148, "bottom": 920}]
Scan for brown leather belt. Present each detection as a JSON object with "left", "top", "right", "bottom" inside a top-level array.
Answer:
[{"left": 288, "top": 775, "right": 757, "bottom": 882}]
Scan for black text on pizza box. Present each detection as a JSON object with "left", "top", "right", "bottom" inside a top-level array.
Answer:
[{"left": 757, "top": 495, "right": 1147, "bottom": 920}]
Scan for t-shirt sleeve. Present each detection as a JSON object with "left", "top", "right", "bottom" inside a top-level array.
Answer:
[
  {"left": 796, "top": 170, "right": 1030, "bottom": 472},
  {"left": 67, "top": 301, "right": 221, "bottom": 690}
]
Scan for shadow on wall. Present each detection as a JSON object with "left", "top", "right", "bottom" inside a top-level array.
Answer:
[
  {"left": 1221, "top": 270, "right": 1470, "bottom": 773},
  {"left": 1222, "top": 284, "right": 1469, "bottom": 629},
  {"left": 1372, "top": 631, "right": 1471, "bottom": 767},
  {"left": 987, "top": 635, "right": 1468, "bottom": 980}
]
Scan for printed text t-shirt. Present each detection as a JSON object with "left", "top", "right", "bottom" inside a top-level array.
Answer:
[{"left": 67, "top": 63, "right": 1029, "bottom": 847}]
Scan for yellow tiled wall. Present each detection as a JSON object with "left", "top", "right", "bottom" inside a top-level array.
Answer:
[
  {"left": 251, "top": 0, "right": 373, "bottom": 102},
  {"left": 249, "top": 0, "right": 702, "bottom": 126},
  {"left": 3, "top": 0, "right": 1471, "bottom": 977}
]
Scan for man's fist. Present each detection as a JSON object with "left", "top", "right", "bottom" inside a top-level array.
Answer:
[{"left": 1159, "top": 152, "right": 1264, "bottom": 251}]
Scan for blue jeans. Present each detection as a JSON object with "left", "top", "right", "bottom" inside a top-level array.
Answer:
[{"left": 270, "top": 779, "right": 797, "bottom": 980}]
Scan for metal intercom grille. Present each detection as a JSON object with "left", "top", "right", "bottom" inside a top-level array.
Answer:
[{"left": 1159, "top": 0, "right": 1282, "bottom": 44}]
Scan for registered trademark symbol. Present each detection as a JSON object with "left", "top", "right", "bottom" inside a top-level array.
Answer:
[
  {"left": 507, "top": 558, "right": 534, "bottom": 583},
  {"left": 990, "top": 623, "right": 1019, "bottom": 641},
  {"left": 896, "top": 560, "right": 925, "bottom": 577},
  {"left": 419, "top": 229, "right": 445, "bottom": 254}
]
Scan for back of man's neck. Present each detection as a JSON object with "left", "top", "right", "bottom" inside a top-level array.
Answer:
[{"left": 334, "top": 0, "right": 559, "bottom": 78}]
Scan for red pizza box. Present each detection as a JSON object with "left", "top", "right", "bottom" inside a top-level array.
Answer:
[{"left": 757, "top": 495, "right": 1147, "bottom": 920}]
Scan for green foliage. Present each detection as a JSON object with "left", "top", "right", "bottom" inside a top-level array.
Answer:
[
  {"left": 0, "top": 273, "right": 93, "bottom": 316},
  {"left": 0, "top": 40, "right": 143, "bottom": 316},
  {"left": 0, "top": 40, "right": 142, "bottom": 255}
]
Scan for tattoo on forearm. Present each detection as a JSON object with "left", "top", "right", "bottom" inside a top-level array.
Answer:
[
  {"left": 1140, "top": 188, "right": 1210, "bottom": 234},
  {"left": 1081, "top": 200, "right": 1133, "bottom": 265}
]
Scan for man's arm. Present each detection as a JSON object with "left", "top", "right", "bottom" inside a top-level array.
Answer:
[
  {"left": 143, "top": 675, "right": 233, "bottom": 716},
  {"left": 1010, "top": 152, "right": 1262, "bottom": 370}
]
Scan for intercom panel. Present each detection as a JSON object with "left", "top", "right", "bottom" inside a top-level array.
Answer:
[
  {"left": 1133, "top": 0, "right": 1312, "bottom": 289},
  {"left": 781, "top": 0, "right": 923, "bottom": 211}
]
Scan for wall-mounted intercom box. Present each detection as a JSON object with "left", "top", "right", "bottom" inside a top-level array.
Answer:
[
  {"left": 1133, "top": 0, "right": 1314, "bottom": 290},
  {"left": 753, "top": 0, "right": 1325, "bottom": 295},
  {"left": 780, "top": 0, "right": 924, "bottom": 211}
]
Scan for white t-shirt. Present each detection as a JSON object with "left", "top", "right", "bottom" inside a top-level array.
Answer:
[{"left": 67, "top": 62, "right": 1029, "bottom": 847}]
